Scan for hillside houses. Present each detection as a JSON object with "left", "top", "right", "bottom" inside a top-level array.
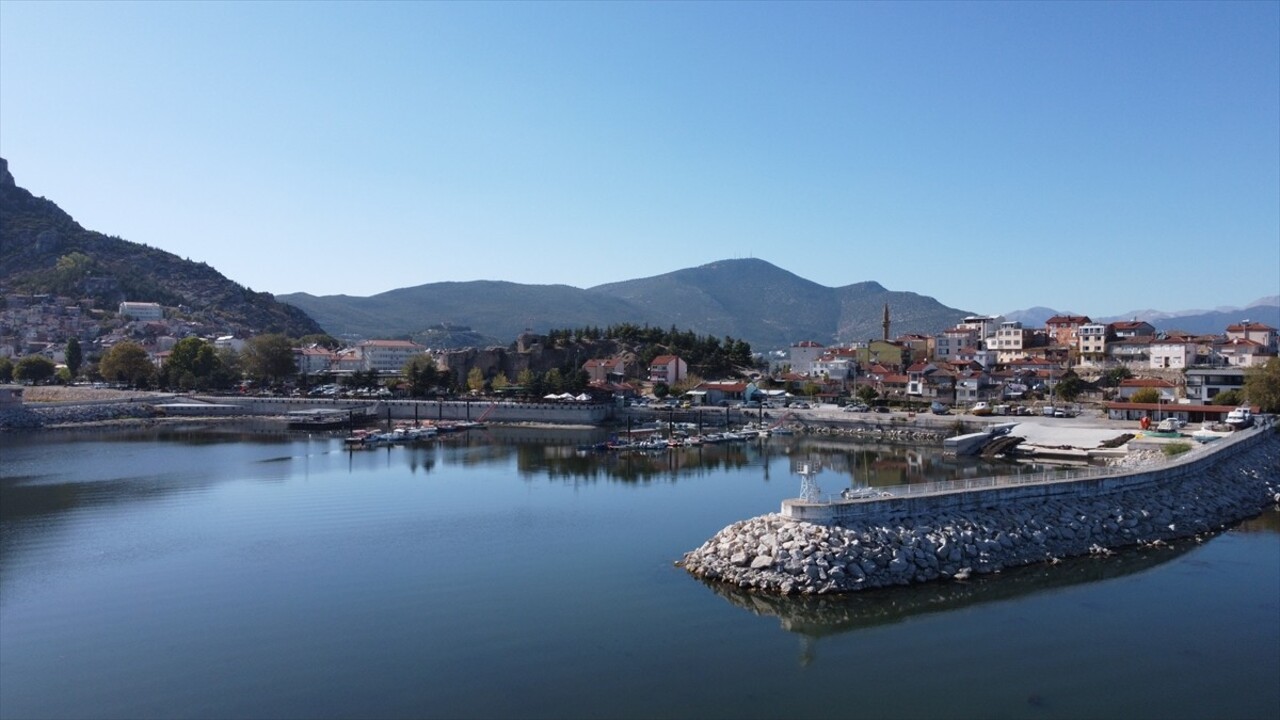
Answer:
[{"left": 748, "top": 315, "right": 1277, "bottom": 409}]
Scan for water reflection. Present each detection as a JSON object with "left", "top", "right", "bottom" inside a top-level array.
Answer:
[{"left": 696, "top": 541, "right": 1199, "bottom": 666}]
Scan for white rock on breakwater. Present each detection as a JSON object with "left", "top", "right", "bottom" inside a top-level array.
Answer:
[{"left": 680, "top": 432, "right": 1280, "bottom": 595}]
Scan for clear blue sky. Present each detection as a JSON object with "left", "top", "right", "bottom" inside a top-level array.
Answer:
[{"left": 2, "top": 1, "right": 1277, "bottom": 318}]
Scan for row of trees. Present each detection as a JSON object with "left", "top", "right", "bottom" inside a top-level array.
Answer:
[
  {"left": 543, "top": 323, "right": 756, "bottom": 379},
  {"left": 0, "top": 334, "right": 309, "bottom": 391}
]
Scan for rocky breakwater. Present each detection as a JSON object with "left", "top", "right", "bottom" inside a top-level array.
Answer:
[
  {"left": 680, "top": 431, "right": 1280, "bottom": 595},
  {"left": 0, "top": 402, "right": 159, "bottom": 430}
]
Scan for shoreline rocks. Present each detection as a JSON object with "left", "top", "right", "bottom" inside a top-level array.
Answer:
[
  {"left": 680, "top": 431, "right": 1280, "bottom": 595},
  {"left": 0, "top": 402, "right": 161, "bottom": 430}
]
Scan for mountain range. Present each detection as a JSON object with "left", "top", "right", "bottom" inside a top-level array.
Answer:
[
  {"left": 1003, "top": 300, "right": 1280, "bottom": 336},
  {"left": 4, "top": 156, "right": 1275, "bottom": 351},
  {"left": 0, "top": 158, "right": 323, "bottom": 338},
  {"left": 279, "top": 260, "right": 976, "bottom": 351}
]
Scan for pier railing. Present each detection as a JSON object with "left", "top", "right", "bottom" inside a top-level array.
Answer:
[{"left": 811, "top": 465, "right": 1118, "bottom": 504}]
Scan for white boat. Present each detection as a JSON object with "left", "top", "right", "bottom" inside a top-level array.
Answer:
[
  {"left": 839, "top": 485, "right": 891, "bottom": 500},
  {"left": 1225, "top": 406, "right": 1253, "bottom": 429}
]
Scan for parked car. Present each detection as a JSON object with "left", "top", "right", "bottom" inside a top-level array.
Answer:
[
  {"left": 872, "top": 405, "right": 891, "bottom": 414},
  {"left": 929, "top": 401, "right": 950, "bottom": 415}
]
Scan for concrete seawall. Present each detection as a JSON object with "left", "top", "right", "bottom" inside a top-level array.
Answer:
[
  {"left": 188, "top": 396, "right": 613, "bottom": 425},
  {"left": 782, "top": 424, "right": 1270, "bottom": 523},
  {"left": 680, "top": 426, "right": 1280, "bottom": 595}
]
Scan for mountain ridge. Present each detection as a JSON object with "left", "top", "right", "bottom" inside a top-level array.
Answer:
[
  {"left": 281, "top": 259, "right": 977, "bottom": 351},
  {"left": 0, "top": 157, "right": 323, "bottom": 338}
]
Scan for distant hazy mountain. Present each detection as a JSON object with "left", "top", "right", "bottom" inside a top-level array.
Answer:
[
  {"left": 282, "top": 258, "right": 975, "bottom": 351},
  {"left": 1003, "top": 300, "right": 1280, "bottom": 335},
  {"left": 0, "top": 158, "right": 323, "bottom": 338},
  {"left": 1001, "top": 307, "right": 1071, "bottom": 327}
]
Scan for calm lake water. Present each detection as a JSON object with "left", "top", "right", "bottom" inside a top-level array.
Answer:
[{"left": 2, "top": 425, "right": 1277, "bottom": 720}]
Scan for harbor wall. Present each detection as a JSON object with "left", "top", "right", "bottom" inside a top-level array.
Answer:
[
  {"left": 681, "top": 425, "right": 1280, "bottom": 596},
  {"left": 190, "top": 396, "right": 613, "bottom": 425},
  {"left": 782, "top": 424, "right": 1270, "bottom": 523}
]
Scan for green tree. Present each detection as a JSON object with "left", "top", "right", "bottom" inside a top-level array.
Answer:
[
  {"left": 1054, "top": 371, "right": 1085, "bottom": 402},
  {"left": 856, "top": 385, "right": 879, "bottom": 403},
  {"left": 65, "top": 338, "right": 83, "bottom": 378},
  {"left": 402, "top": 354, "right": 441, "bottom": 397},
  {"left": 166, "top": 338, "right": 224, "bottom": 389},
  {"left": 0, "top": 357, "right": 13, "bottom": 383},
  {"left": 516, "top": 368, "right": 536, "bottom": 389},
  {"left": 652, "top": 382, "right": 669, "bottom": 399},
  {"left": 99, "top": 342, "right": 155, "bottom": 387},
  {"left": 211, "top": 347, "right": 242, "bottom": 390},
  {"left": 543, "top": 368, "right": 565, "bottom": 394},
  {"left": 491, "top": 373, "right": 510, "bottom": 392},
  {"left": 1101, "top": 367, "right": 1133, "bottom": 387},
  {"left": 241, "top": 334, "right": 296, "bottom": 384},
  {"left": 1243, "top": 357, "right": 1280, "bottom": 413},
  {"left": 51, "top": 252, "right": 95, "bottom": 294},
  {"left": 14, "top": 356, "right": 57, "bottom": 385},
  {"left": 1130, "top": 388, "right": 1160, "bottom": 404},
  {"left": 1213, "top": 388, "right": 1244, "bottom": 407},
  {"left": 297, "top": 333, "right": 341, "bottom": 350},
  {"left": 466, "top": 368, "right": 486, "bottom": 393}
]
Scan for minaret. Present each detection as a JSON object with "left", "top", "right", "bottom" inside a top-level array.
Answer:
[{"left": 882, "top": 303, "right": 890, "bottom": 341}]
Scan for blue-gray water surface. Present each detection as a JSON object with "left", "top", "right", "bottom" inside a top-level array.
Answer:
[{"left": 2, "top": 425, "right": 1277, "bottom": 720}]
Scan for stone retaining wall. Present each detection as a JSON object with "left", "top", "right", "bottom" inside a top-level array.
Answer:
[
  {"left": 0, "top": 402, "right": 160, "bottom": 430},
  {"left": 196, "top": 396, "right": 612, "bottom": 425},
  {"left": 680, "top": 428, "right": 1280, "bottom": 595}
]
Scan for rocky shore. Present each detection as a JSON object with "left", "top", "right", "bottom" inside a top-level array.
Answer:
[
  {"left": 680, "top": 430, "right": 1280, "bottom": 595},
  {"left": 0, "top": 401, "right": 161, "bottom": 430}
]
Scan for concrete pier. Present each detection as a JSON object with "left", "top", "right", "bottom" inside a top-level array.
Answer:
[{"left": 681, "top": 424, "right": 1280, "bottom": 595}]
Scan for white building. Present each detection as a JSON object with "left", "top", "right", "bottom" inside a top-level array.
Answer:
[
  {"left": 118, "top": 302, "right": 163, "bottom": 322},
  {"left": 357, "top": 340, "right": 428, "bottom": 373},
  {"left": 1077, "top": 323, "right": 1109, "bottom": 366},
  {"left": 788, "top": 341, "right": 826, "bottom": 375},
  {"left": 1149, "top": 341, "right": 1195, "bottom": 370},
  {"left": 993, "top": 321, "right": 1032, "bottom": 364},
  {"left": 648, "top": 355, "right": 688, "bottom": 385},
  {"left": 295, "top": 346, "right": 338, "bottom": 375},
  {"left": 215, "top": 336, "right": 248, "bottom": 353}
]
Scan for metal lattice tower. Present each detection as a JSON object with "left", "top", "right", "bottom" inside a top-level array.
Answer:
[{"left": 798, "top": 463, "right": 822, "bottom": 503}]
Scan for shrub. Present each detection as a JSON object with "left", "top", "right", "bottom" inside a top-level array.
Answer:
[{"left": 1161, "top": 442, "right": 1192, "bottom": 457}]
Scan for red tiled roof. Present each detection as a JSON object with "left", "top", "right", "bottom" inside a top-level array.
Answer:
[
  {"left": 650, "top": 355, "right": 681, "bottom": 365},
  {"left": 1045, "top": 315, "right": 1091, "bottom": 326},
  {"left": 1227, "top": 322, "right": 1277, "bottom": 332},
  {"left": 1109, "top": 321, "right": 1153, "bottom": 331}
]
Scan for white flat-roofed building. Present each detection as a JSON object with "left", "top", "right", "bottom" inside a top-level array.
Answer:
[
  {"left": 788, "top": 341, "right": 826, "bottom": 375},
  {"left": 1150, "top": 341, "right": 1195, "bottom": 370},
  {"left": 357, "top": 339, "right": 428, "bottom": 373},
  {"left": 118, "top": 302, "right": 163, "bottom": 322}
]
